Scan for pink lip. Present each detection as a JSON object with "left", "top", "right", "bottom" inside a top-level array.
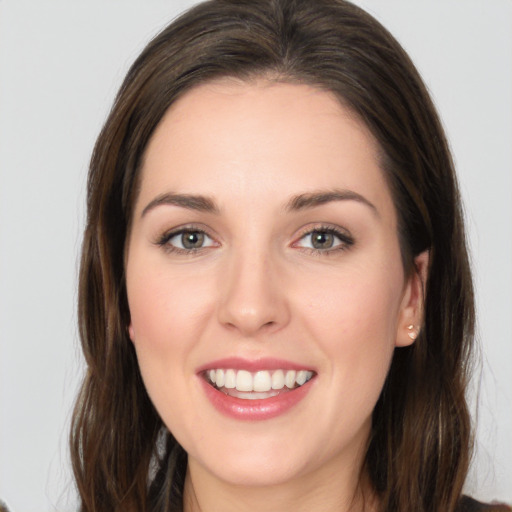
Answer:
[
  {"left": 197, "top": 357, "right": 316, "bottom": 421},
  {"left": 196, "top": 357, "right": 315, "bottom": 373},
  {"left": 200, "top": 378, "right": 314, "bottom": 420}
]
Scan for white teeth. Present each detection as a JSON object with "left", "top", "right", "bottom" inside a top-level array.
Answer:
[
  {"left": 285, "top": 370, "right": 296, "bottom": 389},
  {"left": 271, "top": 369, "right": 285, "bottom": 389},
  {"left": 215, "top": 369, "right": 225, "bottom": 388},
  {"left": 253, "top": 371, "right": 272, "bottom": 392},
  {"left": 296, "top": 370, "right": 308, "bottom": 386},
  {"left": 224, "top": 369, "right": 236, "bottom": 389},
  {"left": 206, "top": 368, "right": 313, "bottom": 392},
  {"left": 236, "top": 370, "right": 253, "bottom": 391}
]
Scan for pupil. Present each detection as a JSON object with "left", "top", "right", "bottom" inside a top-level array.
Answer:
[
  {"left": 182, "top": 231, "right": 204, "bottom": 249},
  {"left": 312, "top": 231, "right": 333, "bottom": 249}
]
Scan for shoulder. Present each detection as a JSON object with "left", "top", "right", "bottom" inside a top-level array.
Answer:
[{"left": 457, "top": 496, "right": 512, "bottom": 512}]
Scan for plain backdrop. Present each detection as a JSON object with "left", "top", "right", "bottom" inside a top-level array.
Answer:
[{"left": 0, "top": 1, "right": 510, "bottom": 510}]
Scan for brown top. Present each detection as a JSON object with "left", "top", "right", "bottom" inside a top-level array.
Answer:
[{"left": 457, "top": 496, "right": 512, "bottom": 511}]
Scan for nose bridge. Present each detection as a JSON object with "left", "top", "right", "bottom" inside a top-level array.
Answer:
[{"left": 217, "top": 242, "right": 289, "bottom": 336}]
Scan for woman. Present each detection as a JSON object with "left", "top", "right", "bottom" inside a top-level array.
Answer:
[{"left": 70, "top": 0, "right": 510, "bottom": 511}]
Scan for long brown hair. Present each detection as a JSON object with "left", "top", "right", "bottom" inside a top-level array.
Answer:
[{"left": 71, "top": 1, "right": 475, "bottom": 510}]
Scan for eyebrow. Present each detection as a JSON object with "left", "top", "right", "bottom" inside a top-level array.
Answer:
[
  {"left": 141, "top": 193, "right": 219, "bottom": 217},
  {"left": 285, "top": 189, "right": 379, "bottom": 216},
  {"left": 141, "top": 188, "right": 378, "bottom": 218}
]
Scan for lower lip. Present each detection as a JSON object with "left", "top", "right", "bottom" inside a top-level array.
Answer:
[{"left": 199, "top": 377, "right": 314, "bottom": 421}]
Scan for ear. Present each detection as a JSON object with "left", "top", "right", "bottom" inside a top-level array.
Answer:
[{"left": 395, "top": 250, "right": 429, "bottom": 347}]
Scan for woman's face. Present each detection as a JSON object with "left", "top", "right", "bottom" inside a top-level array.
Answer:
[{"left": 126, "top": 80, "right": 424, "bottom": 489}]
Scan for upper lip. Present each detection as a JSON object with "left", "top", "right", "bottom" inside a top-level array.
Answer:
[{"left": 196, "top": 357, "right": 316, "bottom": 374}]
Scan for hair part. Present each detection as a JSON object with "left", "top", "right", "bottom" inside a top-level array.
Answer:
[{"left": 71, "top": 1, "right": 475, "bottom": 511}]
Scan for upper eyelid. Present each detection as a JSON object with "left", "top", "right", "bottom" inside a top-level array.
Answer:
[
  {"left": 158, "top": 223, "right": 216, "bottom": 239},
  {"left": 294, "top": 223, "right": 353, "bottom": 240}
]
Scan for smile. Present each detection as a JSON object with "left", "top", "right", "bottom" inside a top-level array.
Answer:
[
  {"left": 198, "top": 360, "right": 316, "bottom": 420},
  {"left": 205, "top": 368, "right": 314, "bottom": 398}
]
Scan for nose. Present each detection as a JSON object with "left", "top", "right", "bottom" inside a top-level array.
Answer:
[{"left": 217, "top": 248, "right": 290, "bottom": 337}]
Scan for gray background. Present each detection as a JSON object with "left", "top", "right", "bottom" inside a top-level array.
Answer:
[{"left": 0, "top": 1, "right": 510, "bottom": 510}]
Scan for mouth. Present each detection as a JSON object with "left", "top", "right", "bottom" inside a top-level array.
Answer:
[
  {"left": 198, "top": 362, "right": 316, "bottom": 420},
  {"left": 203, "top": 368, "right": 315, "bottom": 400}
]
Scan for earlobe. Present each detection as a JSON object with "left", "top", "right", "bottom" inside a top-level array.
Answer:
[
  {"left": 395, "top": 250, "right": 429, "bottom": 347},
  {"left": 128, "top": 323, "right": 136, "bottom": 343},
  {"left": 406, "top": 323, "right": 418, "bottom": 341}
]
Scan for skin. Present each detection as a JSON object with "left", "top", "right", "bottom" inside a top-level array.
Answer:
[{"left": 126, "top": 79, "right": 428, "bottom": 512}]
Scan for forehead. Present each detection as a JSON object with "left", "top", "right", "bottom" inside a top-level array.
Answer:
[{"left": 137, "top": 79, "right": 395, "bottom": 222}]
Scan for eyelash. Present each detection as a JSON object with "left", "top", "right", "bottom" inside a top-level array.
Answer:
[
  {"left": 156, "top": 225, "right": 217, "bottom": 255},
  {"left": 292, "top": 225, "right": 354, "bottom": 255},
  {"left": 155, "top": 224, "right": 354, "bottom": 255}
]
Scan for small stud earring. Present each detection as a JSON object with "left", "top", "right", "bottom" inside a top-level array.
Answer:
[{"left": 407, "top": 324, "right": 418, "bottom": 340}]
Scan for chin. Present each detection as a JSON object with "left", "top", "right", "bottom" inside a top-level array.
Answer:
[
  {"left": 186, "top": 432, "right": 314, "bottom": 487},
  {"left": 195, "top": 457, "right": 309, "bottom": 488}
]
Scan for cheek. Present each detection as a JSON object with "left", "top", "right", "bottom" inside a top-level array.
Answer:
[
  {"left": 127, "top": 263, "right": 214, "bottom": 352},
  {"left": 295, "top": 260, "right": 403, "bottom": 396},
  {"left": 126, "top": 262, "right": 218, "bottom": 435},
  {"left": 126, "top": 257, "right": 216, "bottom": 405},
  {"left": 300, "top": 263, "right": 402, "bottom": 339}
]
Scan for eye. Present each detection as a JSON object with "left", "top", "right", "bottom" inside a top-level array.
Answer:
[
  {"left": 294, "top": 227, "right": 353, "bottom": 252},
  {"left": 159, "top": 228, "right": 217, "bottom": 252}
]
